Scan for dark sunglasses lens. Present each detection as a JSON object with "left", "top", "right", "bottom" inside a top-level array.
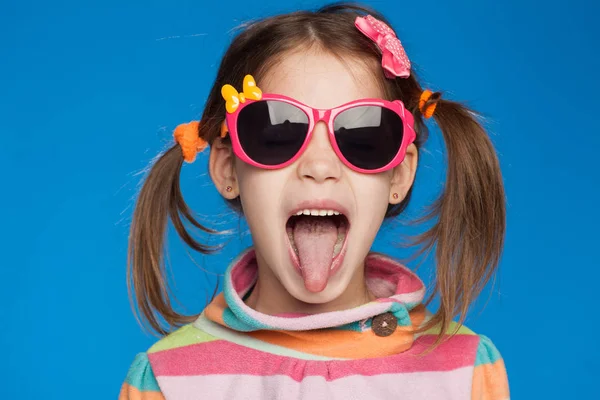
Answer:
[
  {"left": 333, "top": 106, "right": 404, "bottom": 170},
  {"left": 237, "top": 101, "right": 309, "bottom": 166}
]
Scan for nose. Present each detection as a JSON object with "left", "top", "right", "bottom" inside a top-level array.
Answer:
[{"left": 296, "top": 121, "right": 342, "bottom": 183}]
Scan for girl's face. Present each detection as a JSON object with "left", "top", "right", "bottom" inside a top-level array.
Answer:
[{"left": 211, "top": 49, "right": 417, "bottom": 312}]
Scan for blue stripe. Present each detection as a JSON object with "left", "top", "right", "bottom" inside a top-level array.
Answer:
[
  {"left": 125, "top": 353, "right": 160, "bottom": 392},
  {"left": 475, "top": 335, "right": 502, "bottom": 366},
  {"left": 222, "top": 252, "right": 271, "bottom": 332},
  {"left": 389, "top": 302, "right": 412, "bottom": 326},
  {"left": 222, "top": 306, "right": 270, "bottom": 331}
]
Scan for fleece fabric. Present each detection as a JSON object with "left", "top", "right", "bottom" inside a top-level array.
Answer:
[{"left": 119, "top": 249, "right": 509, "bottom": 399}]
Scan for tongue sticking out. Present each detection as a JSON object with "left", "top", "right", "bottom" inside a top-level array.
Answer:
[{"left": 293, "top": 217, "right": 338, "bottom": 293}]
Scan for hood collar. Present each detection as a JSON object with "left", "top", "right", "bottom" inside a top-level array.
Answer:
[{"left": 203, "top": 248, "right": 426, "bottom": 333}]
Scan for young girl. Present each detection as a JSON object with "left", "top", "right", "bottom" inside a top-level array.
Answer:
[{"left": 120, "top": 3, "right": 509, "bottom": 399}]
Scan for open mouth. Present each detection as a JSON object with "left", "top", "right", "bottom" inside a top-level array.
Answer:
[
  {"left": 285, "top": 209, "right": 350, "bottom": 293},
  {"left": 286, "top": 212, "right": 349, "bottom": 260}
]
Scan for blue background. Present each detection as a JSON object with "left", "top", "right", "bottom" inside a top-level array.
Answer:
[{"left": 1, "top": 0, "right": 598, "bottom": 398}]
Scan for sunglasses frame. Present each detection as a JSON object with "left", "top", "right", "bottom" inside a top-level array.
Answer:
[{"left": 224, "top": 93, "right": 416, "bottom": 174}]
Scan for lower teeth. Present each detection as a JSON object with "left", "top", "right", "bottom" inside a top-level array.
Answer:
[{"left": 332, "top": 230, "right": 344, "bottom": 257}]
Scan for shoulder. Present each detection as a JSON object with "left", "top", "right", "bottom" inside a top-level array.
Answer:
[
  {"left": 419, "top": 320, "right": 505, "bottom": 367},
  {"left": 471, "top": 333, "right": 509, "bottom": 387},
  {"left": 418, "top": 321, "right": 509, "bottom": 399},
  {"left": 147, "top": 322, "right": 218, "bottom": 354},
  {"left": 121, "top": 322, "right": 220, "bottom": 398},
  {"left": 120, "top": 323, "right": 215, "bottom": 399},
  {"left": 474, "top": 334, "right": 503, "bottom": 367},
  {"left": 119, "top": 353, "right": 163, "bottom": 399},
  {"left": 444, "top": 325, "right": 509, "bottom": 400},
  {"left": 471, "top": 334, "right": 510, "bottom": 399}
]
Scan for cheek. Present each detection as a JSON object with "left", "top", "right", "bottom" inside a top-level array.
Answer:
[
  {"left": 236, "top": 164, "right": 287, "bottom": 219},
  {"left": 353, "top": 175, "right": 392, "bottom": 224},
  {"left": 355, "top": 174, "right": 392, "bottom": 204}
]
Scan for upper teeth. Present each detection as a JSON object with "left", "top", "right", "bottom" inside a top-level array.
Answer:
[{"left": 295, "top": 209, "right": 341, "bottom": 216}]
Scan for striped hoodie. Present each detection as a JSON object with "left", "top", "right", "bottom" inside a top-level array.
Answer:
[{"left": 120, "top": 249, "right": 509, "bottom": 399}]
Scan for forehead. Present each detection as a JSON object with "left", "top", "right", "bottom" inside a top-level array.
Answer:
[{"left": 259, "top": 49, "right": 383, "bottom": 109}]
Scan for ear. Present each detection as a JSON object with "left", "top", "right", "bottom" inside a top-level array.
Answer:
[
  {"left": 389, "top": 143, "right": 418, "bottom": 204},
  {"left": 208, "top": 136, "right": 239, "bottom": 199}
]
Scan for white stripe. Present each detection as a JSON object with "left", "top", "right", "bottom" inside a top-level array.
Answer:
[{"left": 157, "top": 367, "right": 474, "bottom": 400}]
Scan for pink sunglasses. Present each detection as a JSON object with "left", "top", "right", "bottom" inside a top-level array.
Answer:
[{"left": 221, "top": 75, "right": 416, "bottom": 174}]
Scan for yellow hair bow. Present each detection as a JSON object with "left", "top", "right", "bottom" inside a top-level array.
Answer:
[{"left": 221, "top": 75, "right": 263, "bottom": 114}]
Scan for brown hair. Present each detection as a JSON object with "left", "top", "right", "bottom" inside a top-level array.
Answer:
[{"left": 127, "top": 2, "right": 506, "bottom": 347}]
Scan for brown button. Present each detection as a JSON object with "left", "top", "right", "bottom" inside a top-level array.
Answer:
[{"left": 372, "top": 312, "right": 397, "bottom": 337}]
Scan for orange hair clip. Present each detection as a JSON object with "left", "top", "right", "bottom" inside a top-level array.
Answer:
[
  {"left": 419, "top": 89, "right": 438, "bottom": 119},
  {"left": 173, "top": 121, "right": 206, "bottom": 163},
  {"left": 173, "top": 120, "right": 229, "bottom": 163}
]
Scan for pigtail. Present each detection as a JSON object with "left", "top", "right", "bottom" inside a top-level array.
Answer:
[
  {"left": 127, "top": 140, "right": 221, "bottom": 336},
  {"left": 413, "top": 97, "right": 506, "bottom": 344}
]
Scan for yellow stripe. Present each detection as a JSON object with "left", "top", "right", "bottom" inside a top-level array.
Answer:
[
  {"left": 245, "top": 306, "right": 427, "bottom": 358},
  {"left": 471, "top": 359, "right": 510, "bottom": 400},
  {"left": 148, "top": 324, "right": 218, "bottom": 353},
  {"left": 118, "top": 383, "right": 165, "bottom": 400},
  {"left": 420, "top": 320, "right": 476, "bottom": 336}
]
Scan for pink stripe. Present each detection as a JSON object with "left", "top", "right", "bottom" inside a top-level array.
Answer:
[
  {"left": 149, "top": 334, "right": 479, "bottom": 380},
  {"left": 366, "top": 253, "right": 425, "bottom": 294},
  {"left": 230, "top": 251, "right": 257, "bottom": 295},
  {"left": 365, "top": 254, "right": 426, "bottom": 304},
  {"left": 365, "top": 254, "right": 424, "bottom": 294},
  {"left": 157, "top": 368, "right": 473, "bottom": 400}
]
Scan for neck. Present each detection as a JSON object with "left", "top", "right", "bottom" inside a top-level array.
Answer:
[{"left": 244, "top": 255, "right": 375, "bottom": 316}]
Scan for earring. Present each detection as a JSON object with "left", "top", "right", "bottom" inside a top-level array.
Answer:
[
  {"left": 226, "top": 186, "right": 233, "bottom": 192},
  {"left": 392, "top": 193, "right": 399, "bottom": 199}
]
